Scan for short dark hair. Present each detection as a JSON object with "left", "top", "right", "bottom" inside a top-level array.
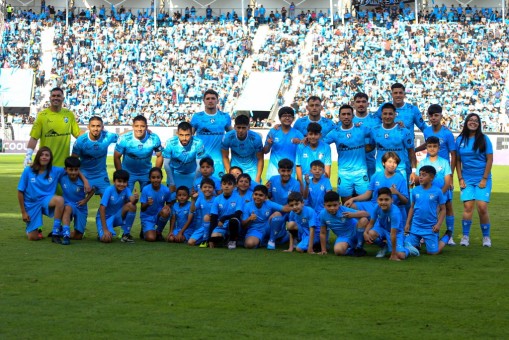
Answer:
[
  {"left": 234, "top": 114, "right": 250, "bottom": 126},
  {"left": 177, "top": 121, "right": 192, "bottom": 131},
  {"left": 381, "top": 103, "right": 396, "bottom": 113},
  {"left": 339, "top": 104, "right": 354, "bottom": 114},
  {"left": 89, "top": 116, "right": 103, "bottom": 124},
  {"left": 200, "top": 177, "right": 216, "bottom": 188},
  {"left": 310, "top": 160, "right": 325, "bottom": 169},
  {"left": 353, "top": 92, "right": 369, "bottom": 101},
  {"left": 377, "top": 187, "right": 392, "bottom": 198},
  {"left": 427, "top": 104, "right": 443, "bottom": 115},
  {"left": 113, "top": 169, "right": 130, "bottom": 181},
  {"left": 200, "top": 157, "right": 214, "bottom": 167},
  {"left": 176, "top": 186, "right": 190, "bottom": 195},
  {"left": 253, "top": 185, "right": 268, "bottom": 196},
  {"left": 324, "top": 191, "right": 340, "bottom": 203},
  {"left": 230, "top": 166, "right": 243, "bottom": 174},
  {"left": 237, "top": 173, "right": 251, "bottom": 184},
  {"left": 221, "top": 174, "right": 237, "bottom": 185},
  {"left": 426, "top": 136, "right": 440, "bottom": 145},
  {"left": 278, "top": 106, "right": 295, "bottom": 118},
  {"left": 391, "top": 83, "right": 405, "bottom": 91},
  {"left": 307, "top": 95, "right": 322, "bottom": 103},
  {"left": 133, "top": 115, "right": 147, "bottom": 125},
  {"left": 382, "top": 151, "right": 401, "bottom": 165},
  {"left": 203, "top": 89, "right": 219, "bottom": 99},
  {"left": 149, "top": 167, "right": 163, "bottom": 178},
  {"left": 278, "top": 158, "right": 294, "bottom": 170},
  {"left": 50, "top": 87, "right": 64, "bottom": 95},
  {"left": 419, "top": 165, "right": 437, "bottom": 177},
  {"left": 64, "top": 156, "right": 81, "bottom": 168},
  {"left": 307, "top": 122, "right": 322, "bottom": 134},
  {"left": 287, "top": 191, "right": 303, "bottom": 204}
]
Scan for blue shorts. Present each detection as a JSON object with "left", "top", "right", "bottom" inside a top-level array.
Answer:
[
  {"left": 128, "top": 175, "right": 149, "bottom": 192},
  {"left": 24, "top": 196, "right": 54, "bottom": 233},
  {"left": 337, "top": 171, "right": 369, "bottom": 197},
  {"left": 189, "top": 227, "right": 206, "bottom": 243},
  {"left": 406, "top": 232, "right": 439, "bottom": 254},
  {"left": 96, "top": 210, "right": 123, "bottom": 238},
  {"left": 212, "top": 219, "right": 230, "bottom": 237},
  {"left": 334, "top": 235, "right": 356, "bottom": 248},
  {"left": 372, "top": 224, "right": 408, "bottom": 256},
  {"left": 355, "top": 201, "right": 377, "bottom": 219},
  {"left": 444, "top": 188, "right": 453, "bottom": 202},
  {"left": 67, "top": 203, "right": 88, "bottom": 234},
  {"left": 140, "top": 216, "right": 157, "bottom": 233},
  {"left": 172, "top": 226, "right": 194, "bottom": 240},
  {"left": 245, "top": 229, "right": 266, "bottom": 246},
  {"left": 460, "top": 180, "right": 491, "bottom": 203},
  {"left": 88, "top": 174, "right": 110, "bottom": 196},
  {"left": 172, "top": 171, "right": 195, "bottom": 191}
]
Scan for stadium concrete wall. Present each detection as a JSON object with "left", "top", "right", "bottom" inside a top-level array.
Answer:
[{"left": 5, "top": 125, "right": 509, "bottom": 166}]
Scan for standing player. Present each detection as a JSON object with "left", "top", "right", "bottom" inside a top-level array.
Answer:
[
  {"left": 369, "top": 103, "right": 416, "bottom": 182},
  {"left": 25, "top": 87, "right": 83, "bottom": 167},
  {"left": 72, "top": 116, "right": 118, "bottom": 197},
  {"left": 456, "top": 114, "right": 493, "bottom": 247},
  {"left": 324, "top": 104, "right": 371, "bottom": 203},
  {"left": 295, "top": 123, "right": 332, "bottom": 186},
  {"left": 352, "top": 92, "right": 380, "bottom": 178},
  {"left": 263, "top": 106, "right": 303, "bottom": 180},
  {"left": 221, "top": 115, "right": 264, "bottom": 184},
  {"left": 163, "top": 121, "right": 205, "bottom": 191},
  {"left": 293, "top": 96, "right": 336, "bottom": 137},
  {"left": 191, "top": 89, "right": 232, "bottom": 177},
  {"left": 114, "top": 115, "right": 163, "bottom": 191}
]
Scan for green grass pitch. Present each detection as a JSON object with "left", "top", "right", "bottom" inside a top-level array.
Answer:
[{"left": 1, "top": 155, "right": 508, "bottom": 338}]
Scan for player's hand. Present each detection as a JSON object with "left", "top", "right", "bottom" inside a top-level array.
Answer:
[
  {"left": 432, "top": 224, "right": 440, "bottom": 233},
  {"left": 21, "top": 212, "right": 30, "bottom": 223},
  {"left": 176, "top": 233, "right": 184, "bottom": 243},
  {"left": 255, "top": 175, "right": 262, "bottom": 184},
  {"left": 84, "top": 182, "right": 92, "bottom": 193},
  {"left": 404, "top": 224, "right": 410, "bottom": 233},
  {"left": 77, "top": 198, "right": 87, "bottom": 206},
  {"left": 160, "top": 205, "right": 171, "bottom": 217},
  {"left": 389, "top": 254, "right": 401, "bottom": 261},
  {"left": 291, "top": 138, "right": 301, "bottom": 144},
  {"left": 218, "top": 221, "right": 224, "bottom": 227},
  {"left": 266, "top": 137, "right": 273, "bottom": 145},
  {"left": 23, "top": 155, "right": 32, "bottom": 167},
  {"left": 131, "top": 189, "right": 139, "bottom": 202},
  {"left": 318, "top": 250, "right": 327, "bottom": 255},
  {"left": 397, "top": 121, "right": 405, "bottom": 128},
  {"left": 344, "top": 198, "right": 354, "bottom": 207},
  {"left": 101, "top": 231, "right": 112, "bottom": 243},
  {"left": 208, "top": 241, "right": 215, "bottom": 248},
  {"left": 147, "top": 197, "right": 154, "bottom": 206},
  {"left": 250, "top": 212, "right": 257, "bottom": 221},
  {"left": 273, "top": 123, "right": 281, "bottom": 130},
  {"left": 265, "top": 181, "right": 271, "bottom": 190},
  {"left": 479, "top": 178, "right": 487, "bottom": 189},
  {"left": 170, "top": 185, "right": 177, "bottom": 192},
  {"left": 342, "top": 211, "right": 355, "bottom": 218},
  {"left": 167, "top": 233, "right": 175, "bottom": 242},
  {"left": 459, "top": 178, "right": 466, "bottom": 189},
  {"left": 304, "top": 174, "right": 310, "bottom": 185},
  {"left": 282, "top": 248, "right": 294, "bottom": 252},
  {"left": 390, "top": 183, "right": 400, "bottom": 195},
  {"left": 364, "top": 232, "right": 374, "bottom": 243},
  {"left": 191, "top": 192, "right": 199, "bottom": 199}
]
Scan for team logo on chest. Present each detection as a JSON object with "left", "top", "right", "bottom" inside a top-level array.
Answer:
[
  {"left": 64, "top": 117, "right": 69, "bottom": 123},
  {"left": 384, "top": 134, "right": 389, "bottom": 139},
  {"left": 346, "top": 133, "right": 351, "bottom": 139},
  {"left": 210, "top": 118, "right": 215, "bottom": 124}
]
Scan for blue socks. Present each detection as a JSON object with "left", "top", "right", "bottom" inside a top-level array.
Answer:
[
  {"left": 481, "top": 223, "right": 490, "bottom": 237},
  {"left": 52, "top": 218, "right": 62, "bottom": 236},
  {"left": 202, "top": 221, "right": 210, "bottom": 241},
  {"left": 122, "top": 211, "right": 136, "bottom": 234},
  {"left": 462, "top": 220, "right": 472, "bottom": 236},
  {"left": 156, "top": 216, "right": 169, "bottom": 233},
  {"left": 62, "top": 225, "right": 71, "bottom": 238},
  {"left": 269, "top": 216, "right": 285, "bottom": 243},
  {"left": 446, "top": 215, "right": 454, "bottom": 233},
  {"left": 356, "top": 228, "right": 365, "bottom": 248}
]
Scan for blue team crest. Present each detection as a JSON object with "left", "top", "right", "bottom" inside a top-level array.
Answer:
[
  {"left": 415, "top": 194, "right": 420, "bottom": 199},
  {"left": 265, "top": 211, "right": 270, "bottom": 216},
  {"left": 64, "top": 117, "right": 69, "bottom": 123},
  {"left": 30, "top": 178, "right": 36, "bottom": 183},
  {"left": 274, "top": 137, "right": 280, "bottom": 143},
  {"left": 375, "top": 181, "right": 380, "bottom": 186},
  {"left": 302, "top": 218, "right": 308, "bottom": 223},
  {"left": 429, "top": 194, "right": 435, "bottom": 200},
  {"left": 219, "top": 204, "right": 224, "bottom": 209},
  {"left": 340, "top": 217, "right": 346, "bottom": 223},
  {"left": 63, "top": 184, "right": 67, "bottom": 189},
  {"left": 320, "top": 185, "right": 325, "bottom": 191},
  {"left": 210, "top": 118, "right": 215, "bottom": 124},
  {"left": 230, "top": 202, "right": 236, "bottom": 207},
  {"left": 318, "top": 153, "right": 324, "bottom": 159},
  {"left": 48, "top": 176, "right": 53, "bottom": 183},
  {"left": 110, "top": 196, "right": 115, "bottom": 201},
  {"left": 76, "top": 187, "right": 81, "bottom": 192},
  {"left": 94, "top": 144, "right": 99, "bottom": 150},
  {"left": 346, "top": 133, "right": 351, "bottom": 139},
  {"left": 384, "top": 134, "right": 389, "bottom": 139},
  {"left": 138, "top": 144, "right": 143, "bottom": 149}
]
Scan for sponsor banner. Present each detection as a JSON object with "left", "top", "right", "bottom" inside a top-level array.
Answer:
[{"left": 7, "top": 125, "right": 509, "bottom": 166}]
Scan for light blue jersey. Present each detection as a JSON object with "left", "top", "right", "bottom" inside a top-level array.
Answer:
[
  {"left": 242, "top": 200, "right": 284, "bottom": 234},
  {"left": 72, "top": 130, "right": 118, "bottom": 181},
  {"left": 353, "top": 113, "right": 381, "bottom": 177},
  {"left": 140, "top": 184, "right": 172, "bottom": 224},
  {"left": 97, "top": 185, "right": 132, "bottom": 219},
  {"left": 191, "top": 110, "right": 231, "bottom": 176},
  {"left": 294, "top": 116, "right": 336, "bottom": 137},
  {"left": 289, "top": 206, "right": 320, "bottom": 243},
  {"left": 422, "top": 126, "right": 456, "bottom": 162},
  {"left": 194, "top": 195, "right": 214, "bottom": 224},
  {"left": 264, "top": 127, "right": 304, "bottom": 180},
  {"left": 372, "top": 204, "right": 403, "bottom": 233},
  {"left": 193, "top": 175, "right": 222, "bottom": 195},
  {"left": 221, "top": 130, "right": 263, "bottom": 180},
  {"left": 18, "top": 166, "right": 65, "bottom": 203},
  {"left": 268, "top": 175, "right": 301, "bottom": 206},
  {"left": 295, "top": 141, "right": 332, "bottom": 177},
  {"left": 410, "top": 185, "right": 446, "bottom": 233},
  {"left": 162, "top": 136, "right": 205, "bottom": 174},
  {"left": 456, "top": 135, "right": 493, "bottom": 184},
  {"left": 318, "top": 206, "right": 358, "bottom": 239},
  {"left": 370, "top": 125, "right": 414, "bottom": 175},
  {"left": 115, "top": 131, "right": 162, "bottom": 177},
  {"left": 368, "top": 171, "right": 409, "bottom": 205},
  {"left": 417, "top": 156, "right": 451, "bottom": 193},
  {"left": 306, "top": 175, "right": 332, "bottom": 213},
  {"left": 324, "top": 125, "right": 370, "bottom": 173},
  {"left": 59, "top": 174, "right": 87, "bottom": 206},
  {"left": 172, "top": 201, "right": 193, "bottom": 238},
  {"left": 376, "top": 102, "right": 426, "bottom": 140}
]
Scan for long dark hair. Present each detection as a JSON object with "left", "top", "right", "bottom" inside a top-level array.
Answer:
[
  {"left": 457, "top": 113, "right": 486, "bottom": 153},
  {"left": 31, "top": 146, "right": 54, "bottom": 179}
]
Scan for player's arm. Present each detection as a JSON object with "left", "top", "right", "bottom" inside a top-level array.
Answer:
[
  {"left": 113, "top": 150, "right": 123, "bottom": 171},
  {"left": 442, "top": 174, "right": 452, "bottom": 194},
  {"left": 295, "top": 165, "right": 303, "bottom": 186},
  {"left": 221, "top": 148, "right": 231, "bottom": 174},
  {"left": 99, "top": 205, "right": 112, "bottom": 242},
  {"left": 263, "top": 132, "right": 273, "bottom": 154},
  {"left": 324, "top": 165, "right": 331, "bottom": 178},
  {"left": 18, "top": 190, "right": 30, "bottom": 222},
  {"left": 319, "top": 226, "right": 327, "bottom": 255},
  {"left": 78, "top": 187, "right": 95, "bottom": 206},
  {"left": 154, "top": 151, "right": 163, "bottom": 168},
  {"left": 449, "top": 150, "right": 457, "bottom": 179},
  {"left": 77, "top": 171, "right": 91, "bottom": 193},
  {"left": 342, "top": 209, "right": 369, "bottom": 219},
  {"left": 433, "top": 203, "right": 446, "bottom": 233},
  {"left": 177, "top": 210, "right": 194, "bottom": 242},
  {"left": 408, "top": 147, "right": 418, "bottom": 183},
  {"left": 364, "top": 218, "right": 376, "bottom": 243},
  {"left": 405, "top": 202, "right": 415, "bottom": 233},
  {"left": 308, "top": 227, "right": 315, "bottom": 254},
  {"left": 390, "top": 184, "right": 408, "bottom": 205},
  {"left": 345, "top": 190, "right": 372, "bottom": 207},
  {"left": 456, "top": 153, "right": 465, "bottom": 188},
  {"left": 479, "top": 153, "right": 493, "bottom": 189},
  {"left": 415, "top": 142, "right": 427, "bottom": 153},
  {"left": 303, "top": 174, "right": 310, "bottom": 199},
  {"left": 255, "top": 151, "right": 264, "bottom": 184},
  {"left": 167, "top": 214, "right": 176, "bottom": 242},
  {"left": 130, "top": 189, "right": 139, "bottom": 204},
  {"left": 24, "top": 137, "right": 38, "bottom": 167}
]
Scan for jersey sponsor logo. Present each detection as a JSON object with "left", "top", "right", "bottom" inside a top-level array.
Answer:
[{"left": 44, "top": 129, "right": 71, "bottom": 138}]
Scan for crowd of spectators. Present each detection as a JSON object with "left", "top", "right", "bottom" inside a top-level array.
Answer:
[
  {"left": 291, "top": 21, "right": 509, "bottom": 132},
  {"left": 2, "top": 3, "right": 509, "bottom": 132}
]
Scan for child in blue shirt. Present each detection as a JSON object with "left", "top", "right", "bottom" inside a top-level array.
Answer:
[
  {"left": 168, "top": 186, "right": 194, "bottom": 243},
  {"left": 303, "top": 160, "right": 332, "bottom": 213},
  {"left": 285, "top": 192, "right": 321, "bottom": 253}
]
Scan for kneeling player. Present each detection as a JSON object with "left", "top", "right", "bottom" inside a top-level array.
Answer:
[
  {"left": 404, "top": 165, "right": 451, "bottom": 255},
  {"left": 167, "top": 186, "right": 194, "bottom": 243},
  {"left": 318, "top": 191, "right": 370, "bottom": 256},
  {"left": 285, "top": 192, "right": 321, "bottom": 253},
  {"left": 96, "top": 170, "right": 139, "bottom": 243}
]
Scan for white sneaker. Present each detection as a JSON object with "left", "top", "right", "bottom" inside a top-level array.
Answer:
[
  {"left": 227, "top": 241, "right": 237, "bottom": 250},
  {"left": 267, "top": 241, "right": 276, "bottom": 250},
  {"left": 482, "top": 236, "right": 492, "bottom": 248},
  {"left": 460, "top": 235, "right": 470, "bottom": 247},
  {"left": 375, "top": 246, "right": 387, "bottom": 258},
  {"left": 448, "top": 237, "right": 456, "bottom": 246}
]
